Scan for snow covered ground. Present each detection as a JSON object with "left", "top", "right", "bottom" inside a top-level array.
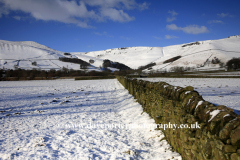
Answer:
[
  {"left": 143, "top": 78, "right": 240, "bottom": 114},
  {"left": 185, "top": 71, "right": 240, "bottom": 77},
  {"left": 0, "top": 79, "right": 181, "bottom": 160}
]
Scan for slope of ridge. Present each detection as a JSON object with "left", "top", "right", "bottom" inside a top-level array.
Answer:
[
  {"left": 0, "top": 40, "right": 83, "bottom": 70},
  {"left": 72, "top": 36, "right": 240, "bottom": 72},
  {"left": 72, "top": 47, "right": 163, "bottom": 70},
  {"left": 0, "top": 40, "right": 62, "bottom": 59},
  {"left": 1, "top": 36, "right": 240, "bottom": 72},
  {"left": 148, "top": 36, "right": 240, "bottom": 72},
  {"left": 6, "top": 41, "right": 55, "bottom": 52}
]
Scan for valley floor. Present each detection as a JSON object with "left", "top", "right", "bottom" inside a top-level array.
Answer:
[{"left": 0, "top": 79, "right": 181, "bottom": 160}]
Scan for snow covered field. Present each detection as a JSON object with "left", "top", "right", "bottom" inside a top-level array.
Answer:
[
  {"left": 185, "top": 71, "right": 240, "bottom": 77},
  {"left": 0, "top": 79, "right": 181, "bottom": 160},
  {"left": 143, "top": 78, "right": 240, "bottom": 114}
]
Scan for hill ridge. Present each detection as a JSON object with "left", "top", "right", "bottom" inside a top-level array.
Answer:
[{"left": 0, "top": 36, "right": 240, "bottom": 71}]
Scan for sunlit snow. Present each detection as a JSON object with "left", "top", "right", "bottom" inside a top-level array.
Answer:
[{"left": 0, "top": 79, "right": 181, "bottom": 159}]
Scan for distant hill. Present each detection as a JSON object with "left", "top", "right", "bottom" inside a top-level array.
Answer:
[
  {"left": 0, "top": 40, "right": 99, "bottom": 71},
  {"left": 72, "top": 36, "right": 240, "bottom": 72},
  {"left": 1, "top": 36, "right": 240, "bottom": 72}
]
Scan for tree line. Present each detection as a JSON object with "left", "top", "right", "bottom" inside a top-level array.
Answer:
[
  {"left": 0, "top": 67, "right": 135, "bottom": 81},
  {"left": 1, "top": 57, "right": 240, "bottom": 81}
]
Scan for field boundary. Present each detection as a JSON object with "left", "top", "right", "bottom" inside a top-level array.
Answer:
[{"left": 117, "top": 76, "right": 240, "bottom": 160}]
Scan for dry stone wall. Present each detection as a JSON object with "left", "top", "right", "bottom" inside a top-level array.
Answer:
[{"left": 117, "top": 76, "right": 240, "bottom": 160}]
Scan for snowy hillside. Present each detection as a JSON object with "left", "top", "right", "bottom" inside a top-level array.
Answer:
[
  {"left": 72, "top": 47, "right": 163, "bottom": 70},
  {"left": 1, "top": 36, "right": 240, "bottom": 72},
  {"left": 0, "top": 40, "right": 90, "bottom": 71},
  {"left": 151, "top": 36, "right": 240, "bottom": 72},
  {"left": 71, "top": 36, "right": 240, "bottom": 72}
]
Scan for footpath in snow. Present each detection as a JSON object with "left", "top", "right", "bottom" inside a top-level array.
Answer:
[{"left": 0, "top": 79, "right": 181, "bottom": 160}]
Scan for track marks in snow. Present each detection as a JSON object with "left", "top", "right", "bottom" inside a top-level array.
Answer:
[{"left": 0, "top": 79, "right": 181, "bottom": 160}]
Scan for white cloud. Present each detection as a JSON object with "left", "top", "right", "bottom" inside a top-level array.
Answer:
[
  {"left": 0, "top": 5, "right": 9, "bottom": 18},
  {"left": 166, "top": 24, "right": 178, "bottom": 30},
  {"left": 100, "top": 8, "right": 135, "bottom": 22},
  {"left": 168, "top": 10, "right": 178, "bottom": 16},
  {"left": 0, "top": 0, "right": 94, "bottom": 28},
  {"left": 166, "top": 24, "right": 209, "bottom": 34},
  {"left": 166, "top": 10, "right": 178, "bottom": 22},
  {"left": 83, "top": 0, "right": 149, "bottom": 10},
  {"left": 94, "top": 32, "right": 106, "bottom": 36},
  {"left": 208, "top": 20, "right": 223, "bottom": 24},
  {"left": 166, "top": 17, "right": 176, "bottom": 22},
  {"left": 0, "top": 0, "right": 148, "bottom": 28},
  {"left": 138, "top": 2, "right": 150, "bottom": 11},
  {"left": 120, "top": 36, "right": 130, "bottom": 40},
  {"left": 84, "top": 0, "right": 133, "bottom": 9},
  {"left": 165, "top": 35, "right": 178, "bottom": 39},
  {"left": 217, "top": 13, "right": 234, "bottom": 18},
  {"left": 153, "top": 36, "right": 161, "bottom": 40},
  {"left": 13, "top": 16, "right": 21, "bottom": 20},
  {"left": 94, "top": 31, "right": 113, "bottom": 37},
  {"left": 181, "top": 25, "right": 209, "bottom": 34}
]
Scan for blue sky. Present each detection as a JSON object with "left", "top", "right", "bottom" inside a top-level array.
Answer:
[{"left": 0, "top": 0, "right": 240, "bottom": 52}]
